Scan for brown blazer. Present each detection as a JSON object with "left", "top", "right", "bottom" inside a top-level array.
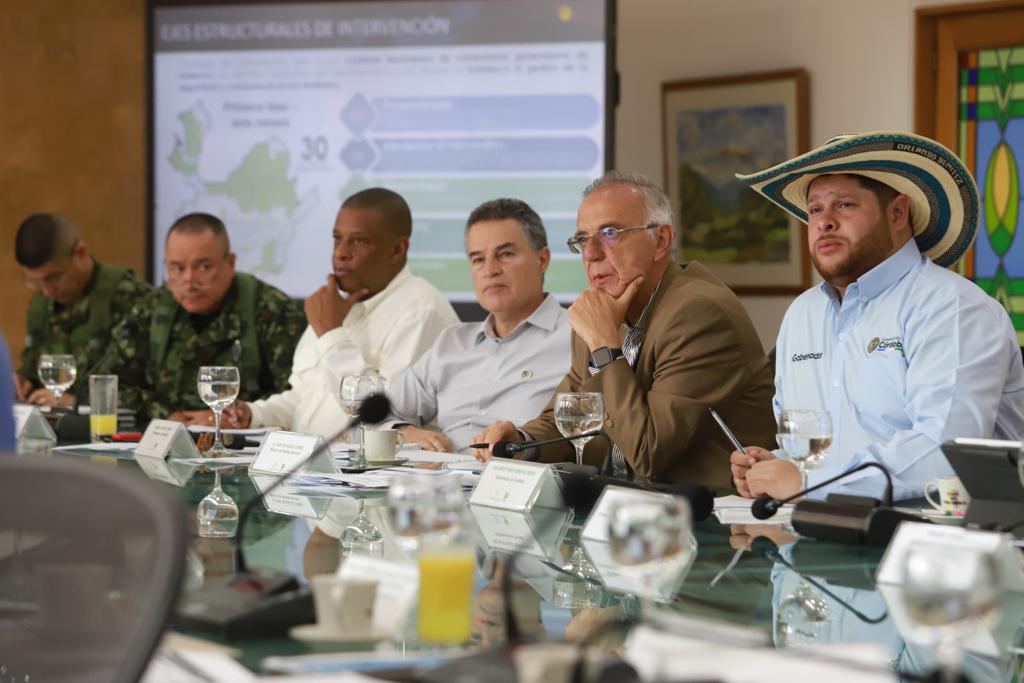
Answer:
[{"left": 521, "top": 261, "right": 776, "bottom": 488}]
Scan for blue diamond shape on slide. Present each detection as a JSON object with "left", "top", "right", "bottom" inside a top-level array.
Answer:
[
  {"left": 340, "top": 94, "right": 375, "bottom": 136},
  {"left": 340, "top": 139, "right": 376, "bottom": 171}
]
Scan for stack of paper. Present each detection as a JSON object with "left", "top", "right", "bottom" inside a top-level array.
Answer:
[{"left": 713, "top": 495, "right": 793, "bottom": 525}]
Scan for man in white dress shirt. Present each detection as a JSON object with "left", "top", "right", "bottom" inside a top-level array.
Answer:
[
  {"left": 224, "top": 188, "right": 458, "bottom": 437},
  {"left": 383, "top": 198, "right": 571, "bottom": 452}
]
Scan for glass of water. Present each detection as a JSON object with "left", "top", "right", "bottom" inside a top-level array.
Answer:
[
  {"left": 340, "top": 497, "right": 384, "bottom": 559},
  {"left": 900, "top": 542, "right": 1001, "bottom": 682},
  {"left": 386, "top": 471, "right": 465, "bottom": 556},
  {"left": 554, "top": 392, "right": 604, "bottom": 466},
  {"left": 196, "top": 366, "right": 240, "bottom": 538},
  {"left": 776, "top": 409, "right": 833, "bottom": 473},
  {"left": 37, "top": 354, "right": 77, "bottom": 406},
  {"left": 340, "top": 372, "right": 386, "bottom": 467}
]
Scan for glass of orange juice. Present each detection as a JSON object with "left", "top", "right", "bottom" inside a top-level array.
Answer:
[
  {"left": 418, "top": 546, "right": 475, "bottom": 644},
  {"left": 88, "top": 375, "right": 118, "bottom": 442}
]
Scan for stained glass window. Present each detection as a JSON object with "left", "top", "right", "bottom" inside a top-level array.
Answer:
[{"left": 957, "top": 47, "right": 1024, "bottom": 343}]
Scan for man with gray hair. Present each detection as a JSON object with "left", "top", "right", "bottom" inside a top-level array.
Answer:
[
  {"left": 474, "top": 172, "right": 776, "bottom": 487},
  {"left": 381, "top": 197, "right": 571, "bottom": 452}
]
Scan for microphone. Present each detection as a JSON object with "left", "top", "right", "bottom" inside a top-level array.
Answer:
[
  {"left": 750, "top": 462, "right": 895, "bottom": 520},
  {"left": 491, "top": 429, "right": 604, "bottom": 460},
  {"left": 177, "top": 393, "right": 390, "bottom": 639},
  {"left": 560, "top": 470, "right": 715, "bottom": 522}
]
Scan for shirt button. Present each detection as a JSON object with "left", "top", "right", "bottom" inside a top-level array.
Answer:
[
  {"left": 832, "top": 380, "right": 839, "bottom": 388},
  {"left": 479, "top": 409, "right": 488, "bottom": 416}
]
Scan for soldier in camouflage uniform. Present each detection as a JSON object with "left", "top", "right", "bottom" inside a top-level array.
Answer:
[
  {"left": 100, "top": 213, "right": 305, "bottom": 421},
  {"left": 14, "top": 213, "right": 152, "bottom": 408}
]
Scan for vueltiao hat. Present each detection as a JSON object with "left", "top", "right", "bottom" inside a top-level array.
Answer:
[{"left": 734, "top": 131, "right": 979, "bottom": 267}]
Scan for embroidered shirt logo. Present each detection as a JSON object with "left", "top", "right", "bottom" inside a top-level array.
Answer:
[
  {"left": 792, "top": 352, "right": 823, "bottom": 362},
  {"left": 867, "top": 336, "right": 904, "bottom": 355}
]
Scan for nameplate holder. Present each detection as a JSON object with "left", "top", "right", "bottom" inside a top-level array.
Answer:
[
  {"left": 13, "top": 405, "right": 56, "bottom": 442},
  {"left": 581, "top": 534, "right": 696, "bottom": 603},
  {"left": 876, "top": 522, "right": 1024, "bottom": 592},
  {"left": 133, "top": 420, "right": 200, "bottom": 485},
  {"left": 248, "top": 473, "right": 329, "bottom": 519},
  {"left": 337, "top": 554, "right": 419, "bottom": 639},
  {"left": 468, "top": 459, "right": 563, "bottom": 512},
  {"left": 250, "top": 430, "right": 333, "bottom": 476},
  {"left": 470, "top": 504, "right": 572, "bottom": 561},
  {"left": 581, "top": 485, "right": 689, "bottom": 543}
]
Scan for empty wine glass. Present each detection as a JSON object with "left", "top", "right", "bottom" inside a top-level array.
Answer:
[
  {"left": 554, "top": 392, "right": 604, "bottom": 466},
  {"left": 386, "top": 471, "right": 464, "bottom": 556},
  {"left": 901, "top": 542, "right": 1001, "bottom": 682},
  {"left": 775, "top": 581, "right": 833, "bottom": 647},
  {"left": 196, "top": 366, "right": 240, "bottom": 538},
  {"left": 776, "top": 409, "right": 833, "bottom": 473},
  {"left": 37, "top": 354, "right": 76, "bottom": 406},
  {"left": 340, "top": 373, "right": 386, "bottom": 467},
  {"left": 340, "top": 497, "right": 384, "bottom": 558}
]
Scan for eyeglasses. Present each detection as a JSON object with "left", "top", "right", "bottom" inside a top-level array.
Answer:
[{"left": 566, "top": 223, "right": 658, "bottom": 254}]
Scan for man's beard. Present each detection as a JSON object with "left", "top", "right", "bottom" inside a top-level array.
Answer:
[{"left": 811, "top": 220, "right": 895, "bottom": 289}]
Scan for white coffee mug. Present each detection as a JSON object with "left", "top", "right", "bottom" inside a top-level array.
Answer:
[
  {"left": 364, "top": 429, "right": 405, "bottom": 462},
  {"left": 924, "top": 476, "right": 970, "bottom": 516},
  {"left": 310, "top": 575, "right": 378, "bottom": 635}
]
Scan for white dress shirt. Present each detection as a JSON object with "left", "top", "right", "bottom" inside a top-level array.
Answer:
[
  {"left": 775, "top": 239, "right": 1024, "bottom": 500},
  {"left": 248, "top": 266, "right": 459, "bottom": 437},
  {"left": 384, "top": 294, "right": 570, "bottom": 451}
]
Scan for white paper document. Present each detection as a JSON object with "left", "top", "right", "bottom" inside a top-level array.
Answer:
[{"left": 713, "top": 495, "right": 793, "bottom": 525}]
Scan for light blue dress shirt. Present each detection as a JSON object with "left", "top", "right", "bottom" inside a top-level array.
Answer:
[
  {"left": 384, "top": 294, "right": 571, "bottom": 451},
  {"left": 775, "top": 239, "right": 1024, "bottom": 500}
]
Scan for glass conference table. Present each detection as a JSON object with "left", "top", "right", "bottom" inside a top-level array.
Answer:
[{"left": 43, "top": 439, "right": 1024, "bottom": 681}]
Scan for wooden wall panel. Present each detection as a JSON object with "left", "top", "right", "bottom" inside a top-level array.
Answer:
[{"left": 0, "top": 0, "right": 145, "bottom": 370}]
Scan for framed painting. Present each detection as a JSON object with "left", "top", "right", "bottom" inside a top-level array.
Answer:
[{"left": 662, "top": 68, "right": 810, "bottom": 294}]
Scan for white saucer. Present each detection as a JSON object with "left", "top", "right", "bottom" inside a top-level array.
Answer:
[
  {"left": 918, "top": 509, "right": 968, "bottom": 525},
  {"left": 288, "top": 623, "right": 379, "bottom": 643}
]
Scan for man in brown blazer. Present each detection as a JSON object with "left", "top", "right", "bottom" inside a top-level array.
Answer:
[{"left": 473, "top": 171, "right": 776, "bottom": 488}]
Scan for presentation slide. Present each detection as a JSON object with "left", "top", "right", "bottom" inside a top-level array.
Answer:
[{"left": 151, "top": 0, "right": 611, "bottom": 301}]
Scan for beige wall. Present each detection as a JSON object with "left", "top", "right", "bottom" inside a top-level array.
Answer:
[{"left": 0, "top": 0, "right": 985, "bottom": 366}]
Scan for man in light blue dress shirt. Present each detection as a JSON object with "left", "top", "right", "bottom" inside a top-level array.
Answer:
[
  {"left": 730, "top": 132, "right": 1024, "bottom": 501},
  {"left": 384, "top": 198, "right": 571, "bottom": 452}
]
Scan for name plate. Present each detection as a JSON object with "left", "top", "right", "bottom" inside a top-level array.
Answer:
[
  {"left": 876, "top": 522, "right": 1024, "bottom": 592},
  {"left": 337, "top": 554, "right": 419, "bottom": 638},
  {"left": 581, "top": 485, "right": 686, "bottom": 542},
  {"left": 250, "top": 430, "right": 333, "bottom": 475},
  {"left": 249, "top": 473, "right": 329, "bottom": 519},
  {"left": 468, "top": 459, "right": 563, "bottom": 512},
  {"left": 134, "top": 420, "right": 201, "bottom": 486},
  {"left": 581, "top": 535, "right": 696, "bottom": 603},
  {"left": 13, "top": 405, "right": 56, "bottom": 441},
  {"left": 469, "top": 504, "right": 572, "bottom": 561}
]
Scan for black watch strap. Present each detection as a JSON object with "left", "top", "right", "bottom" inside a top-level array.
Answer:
[{"left": 591, "top": 347, "right": 624, "bottom": 369}]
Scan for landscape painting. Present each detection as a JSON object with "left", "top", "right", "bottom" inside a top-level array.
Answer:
[{"left": 662, "top": 69, "right": 809, "bottom": 294}]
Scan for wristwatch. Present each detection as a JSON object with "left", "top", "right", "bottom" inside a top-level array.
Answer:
[{"left": 590, "top": 347, "right": 624, "bottom": 370}]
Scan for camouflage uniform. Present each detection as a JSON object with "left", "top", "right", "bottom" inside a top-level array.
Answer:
[
  {"left": 19, "top": 259, "right": 152, "bottom": 401},
  {"left": 103, "top": 273, "right": 305, "bottom": 420}
]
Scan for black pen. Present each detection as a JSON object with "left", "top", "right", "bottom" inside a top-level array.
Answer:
[
  {"left": 709, "top": 408, "right": 748, "bottom": 455},
  {"left": 469, "top": 442, "right": 489, "bottom": 449}
]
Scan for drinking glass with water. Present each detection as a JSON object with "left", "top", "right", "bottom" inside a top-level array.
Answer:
[
  {"left": 196, "top": 366, "right": 240, "bottom": 538},
  {"left": 554, "top": 392, "right": 604, "bottom": 466},
  {"left": 37, "top": 354, "right": 76, "bottom": 407},
  {"left": 776, "top": 409, "right": 833, "bottom": 473}
]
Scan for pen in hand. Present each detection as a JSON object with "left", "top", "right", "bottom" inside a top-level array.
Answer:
[{"left": 709, "top": 408, "right": 748, "bottom": 456}]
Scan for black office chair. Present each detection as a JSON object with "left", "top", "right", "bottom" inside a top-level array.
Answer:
[{"left": 0, "top": 456, "right": 188, "bottom": 682}]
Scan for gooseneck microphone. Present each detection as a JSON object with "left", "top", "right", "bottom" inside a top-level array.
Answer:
[
  {"left": 234, "top": 393, "right": 390, "bottom": 574},
  {"left": 750, "top": 462, "right": 895, "bottom": 520},
  {"left": 491, "top": 429, "right": 604, "bottom": 460},
  {"left": 560, "top": 471, "right": 715, "bottom": 522}
]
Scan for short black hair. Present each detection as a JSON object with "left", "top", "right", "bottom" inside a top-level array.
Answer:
[
  {"left": 465, "top": 198, "right": 548, "bottom": 253},
  {"left": 167, "top": 212, "right": 230, "bottom": 253},
  {"left": 15, "top": 213, "right": 79, "bottom": 268},
  {"left": 342, "top": 188, "right": 412, "bottom": 238},
  {"left": 850, "top": 175, "right": 900, "bottom": 211}
]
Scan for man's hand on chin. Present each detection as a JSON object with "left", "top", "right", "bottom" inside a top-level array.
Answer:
[
  {"left": 567, "top": 276, "right": 644, "bottom": 350},
  {"left": 746, "top": 459, "right": 803, "bottom": 500}
]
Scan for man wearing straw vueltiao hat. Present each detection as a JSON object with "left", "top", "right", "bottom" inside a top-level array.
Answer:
[{"left": 730, "top": 132, "right": 1024, "bottom": 502}]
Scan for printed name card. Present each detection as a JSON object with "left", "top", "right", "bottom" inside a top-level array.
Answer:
[
  {"left": 468, "top": 459, "right": 563, "bottom": 511},
  {"left": 13, "top": 405, "right": 56, "bottom": 441},
  {"left": 250, "top": 430, "right": 333, "bottom": 475},
  {"left": 581, "top": 535, "right": 696, "bottom": 603},
  {"left": 249, "top": 473, "right": 329, "bottom": 519},
  {"left": 877, "top": 522, "right": 1024, "bottom": 592},
  {"left": 133, "top": 420, "right": 201, "bottom": 486},
  {"left": 581, "top": 485, "right": 686, "bottom": 543},
  {"left": 470, "top": 505, "right": 572, "bottom": 560},
  {"left": 337, "top": 554, "right": 419, "bottom": 638}
]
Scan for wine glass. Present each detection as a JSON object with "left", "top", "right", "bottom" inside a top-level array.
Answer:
[
  {"left": 196, "top": 366, "right": 240, "bottom": 538},
  {"left": 386, "top": 471, "right": 464, "bottom": 557},
  {"left": 554, "top": 392, "right": 604, "bottom": 466},
  {"left": 340, "top": 373, "right": 387, "bottom": 467},
  {"left": 37, "top": 354, "right": 77, "bottom": 407},
  {"left": 900, "top": 542, "right": 1001, "bottom": 682},
  {"left": 775, "top": 581, "right": 833, "bottom": 647},
  {"left": 340, "top": 497, "right": 384, "bottom": 558},
  {"left": 776, "top": 409, "right": 833, "bottom": 473}
]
